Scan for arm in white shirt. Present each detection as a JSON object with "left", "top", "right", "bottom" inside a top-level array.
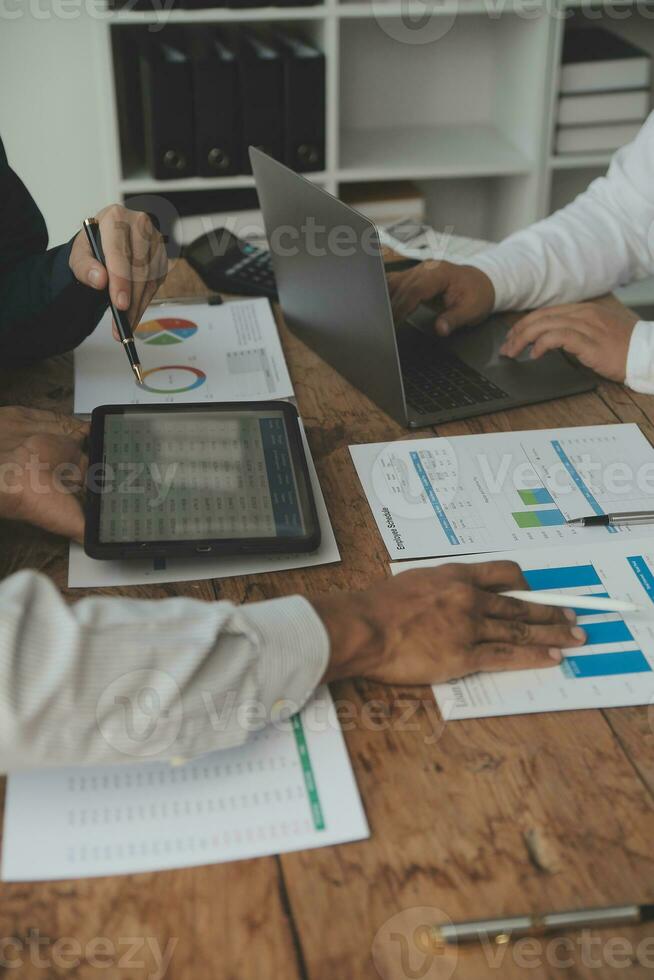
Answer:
[
  {"left": 466, "top": 113, "right": 654, "bottom": 393},
  {"left": 0, "top": 570, "right": 329, "bottom": 771}
]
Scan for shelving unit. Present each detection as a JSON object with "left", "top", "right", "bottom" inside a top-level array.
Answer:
[
  {"left": 95, "top": 0, "right": 654, "bottom": 303},
  {"left": 541, "top": 3, "right": 654, "bottom": 305},
  {"left": 338, "top": 124, "right": 532, "bottom": 179}
]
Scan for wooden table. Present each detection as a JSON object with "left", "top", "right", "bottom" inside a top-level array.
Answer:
[{"left": 2, "top": 263, "right": 654, "bottom": 980}]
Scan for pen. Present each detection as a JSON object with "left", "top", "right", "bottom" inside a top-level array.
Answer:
[
  {"left": 501, "top": 590, "right": 641, "bottom": 613},
  {"left": 82, "top": 217, "right": 143, "bottom": 385},
  {"left": 149, "top": 294, "right": 223, "bottom": 307},
  {"left": 428, "top": 902, "right": 654, "bottom": 948},
  {"left": 568, "top": 511, "right": 654, "bottom": 527}
]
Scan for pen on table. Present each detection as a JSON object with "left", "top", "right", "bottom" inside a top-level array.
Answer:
[
  {"left": 427, "top": 903, "right": 654, "bottom": 949},
  {"left": 82, "top": 217, "right": 143, "bottom": 385},
  {"left": 501, "top": 590, "right": 641, "bottom": 614},
  {"left": 569, "top": 511, "right": 654, "bottom": 528}
]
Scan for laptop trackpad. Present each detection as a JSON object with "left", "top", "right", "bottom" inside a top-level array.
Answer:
[
  {"left": 446, "top": 315, "right": 534, "bottom": 366},
  {"left": 405, "top": 307, "right": 533, "bottom": 364}
]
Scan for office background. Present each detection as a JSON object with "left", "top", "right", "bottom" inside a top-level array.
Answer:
[{"left": 2, "top": 0, "right": 654, "bottom": 310}]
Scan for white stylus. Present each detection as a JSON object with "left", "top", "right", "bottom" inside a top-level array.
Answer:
[{"left": 502, "top": 591, "right": 641, "bottom": 614}]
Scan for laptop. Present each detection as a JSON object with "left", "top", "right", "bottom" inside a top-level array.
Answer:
[{"left": 250, "top": 148, "right": 596, "bottom": 428}]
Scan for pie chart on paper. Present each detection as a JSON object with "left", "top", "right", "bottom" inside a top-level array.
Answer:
[
  {"left": 136, "top": 318, "right": 198, "bottom": 346},
  {"left": 140, "top": 366, "right": 207, "bottom": 394}
]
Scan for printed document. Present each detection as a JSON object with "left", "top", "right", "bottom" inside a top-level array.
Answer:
[
  {"left": 74, "top": 299, "right": 293, "bottom": 414},
  {"left": 391, "top": 539, "right": 654, "bottom": 718},
  {"left": 351, "top": 424, "right": 654, "bottom": 559},
  {"left": 1, "top": 688, "right": 368, "bottom": 881}
]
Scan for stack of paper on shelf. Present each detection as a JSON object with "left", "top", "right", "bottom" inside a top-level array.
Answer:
[
  {"left": 340, "top": 181, "right": 426, "bottom": 227},
  {"left": 555, "top": 26, "right": 651, "bottom": 155}
]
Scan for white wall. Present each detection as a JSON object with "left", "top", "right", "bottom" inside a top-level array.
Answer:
[{"left": 0, "top": 10, "right": 114, "bottom": 246}]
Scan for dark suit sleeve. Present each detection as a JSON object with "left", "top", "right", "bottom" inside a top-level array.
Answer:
[{"left": 0, "top": 142, "right": 108, "bottom": 362}]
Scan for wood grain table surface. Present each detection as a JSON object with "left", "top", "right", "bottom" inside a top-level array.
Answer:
[{"left": 1, "top": 261, "right": 653, "bottom": 980}]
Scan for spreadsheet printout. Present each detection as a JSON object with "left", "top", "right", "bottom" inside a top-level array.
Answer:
[
  {"left": 351, "top": 424, "right": 654, "bottom": 560},
  {"left": 1, "top": 688, "right": 369, "bottom": 881},
  {"left": 73, "top": 298, "right": 293, "bottom": 414},
  {"left": 391, "top": 540, "right": 654, "bottom": 718}
]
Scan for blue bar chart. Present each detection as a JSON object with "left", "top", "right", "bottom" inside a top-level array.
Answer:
[
  {"left": 393, "top": 540, "right": 654, "bottom": 717},
  {"left": 523, "top": 565, "right": 601, "bottom": 591},
  {"left": 581, "top": 621, "right": 633, "bottom": 646},
  {"left": 566, "top": 651, "right": 651, "bottom": 678},
  {"left": 524, "top": 562, "right": 651, "bottom": 679}
]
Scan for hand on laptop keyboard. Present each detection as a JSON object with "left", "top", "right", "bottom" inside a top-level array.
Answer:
[
  {"left": 400, "top": 298, "right": 446, "bottom": 334},
  {"left": 387, "top": 260, "right": 496, "bottom": 337}
]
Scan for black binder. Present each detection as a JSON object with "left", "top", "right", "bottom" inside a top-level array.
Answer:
[
  {"left": 188, "top": 29, "right": 239, "bottom": 177},
  {"left": 238, "top": 32, "right": 284, "bottom": 172},
  {"left": 274, "top": 32, "right": 326, "bottom": 172},
  {"left": 140, "top": 31, "right": 195, "bottom": 180}
]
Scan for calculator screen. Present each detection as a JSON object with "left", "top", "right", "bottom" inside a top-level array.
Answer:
[{"left": 98, "top": 410, "right": 305, "bottom": 543}]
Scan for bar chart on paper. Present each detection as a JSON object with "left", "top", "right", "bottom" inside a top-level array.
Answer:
[
  {"left": 512, "top": 487, "right": 566, "bottom": 529},
  {"left": 350, "top": 424, "right": 654, "bottom": 559},
  {"left": 390, "top": 539, "right": 654, "bottom": 718},
  {"left": 522, "top": 562, "right": 650, "bottom": 681}
]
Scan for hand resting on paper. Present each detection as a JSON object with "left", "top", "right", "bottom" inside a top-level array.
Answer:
[{"left": 316, "top": 561, "right": 586, "bottom": 685}]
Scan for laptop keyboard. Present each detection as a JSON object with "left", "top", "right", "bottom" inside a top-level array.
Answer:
[{"left": 402, "top": 349, "right": 509, "bottom": 415}]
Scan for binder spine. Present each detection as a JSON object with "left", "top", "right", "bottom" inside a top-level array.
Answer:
[
  {"left": 192, "top": 49, "right": 239, "bottom": 177},
  {"left": 238, "top": 36, "right": 284, "bottom": 172},
  {"left": 282, "top": 53, "right": 326, "bottom": 172},
  {"left": 140, "top": 37, "right": 195, "bottom": 180}
]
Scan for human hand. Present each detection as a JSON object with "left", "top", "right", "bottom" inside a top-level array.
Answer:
[
  {"left": 69, "top": 204, "right": 168, "bottom": 337},
  {"left": 315, "top": 561, "right": 586, "bottom": 686},
  {"left": 500, "top": 302, "right": 639, "bottom": 381},
  {"left": 387, "top": 260, "right": 495, "bottom": 336},
  {"left": 0, "top": 407, "right": 89, "bottom": 543}
]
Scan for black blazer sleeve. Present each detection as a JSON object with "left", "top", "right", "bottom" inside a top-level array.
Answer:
[{"left": 0, "top": 138, "right": 108, "bottom": 362}]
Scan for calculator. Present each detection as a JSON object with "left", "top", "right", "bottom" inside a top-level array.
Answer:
[
  {"left": 183, "top": 227, "right": 421, "bottom": 301},
  {"left": 184, "top": 229, "right": 279, "bottom": 300}
]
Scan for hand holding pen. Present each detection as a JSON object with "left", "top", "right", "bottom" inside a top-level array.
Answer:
[
  {"left": 83, "top": 218, "right": 144, "bottom": 383},
  {"left": 70, "top": 206, "right": 168, "bottom": 372}
]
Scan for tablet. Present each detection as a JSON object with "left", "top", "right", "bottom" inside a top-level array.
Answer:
[{"left": 84, "top": 402, "right": 321, "bottom": 560}]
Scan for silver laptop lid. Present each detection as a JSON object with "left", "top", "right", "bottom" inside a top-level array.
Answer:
[{"left": 250, "top": 147, "right": 408, "bottom": 425}]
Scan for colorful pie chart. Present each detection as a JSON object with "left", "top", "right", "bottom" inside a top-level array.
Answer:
[
  {"left": 140, "top": 365, "right": 207, "bottom": 394},
  {"left": 136, "top": 318, "right": 198, "bottom": 346}
]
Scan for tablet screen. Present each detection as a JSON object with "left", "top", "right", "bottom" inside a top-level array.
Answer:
[{"left": 98, "top": 410, "right": 305, "bottom": 543}]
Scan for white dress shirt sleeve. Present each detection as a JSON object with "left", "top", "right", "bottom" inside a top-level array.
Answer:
[
  {"left": 626, "top": 320, "right": 654, "bottom": 393},
  {"left": 464, "top": 114, "right": 654, "bottom": 392},
  {"left": 0, "top": 569, "right": 330, "bottom": 771}
]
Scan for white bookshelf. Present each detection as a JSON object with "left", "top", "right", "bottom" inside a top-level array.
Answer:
[{"left": 95, "top": 0, "right": 654, "bottom": 302}]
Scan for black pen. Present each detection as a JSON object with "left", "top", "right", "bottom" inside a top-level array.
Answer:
[
  {"left": 83, "top": 217, "right": 143, "bottom": 384},
  {"left": 568, "top": 511, "right": 654, "bottom": 528}
]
